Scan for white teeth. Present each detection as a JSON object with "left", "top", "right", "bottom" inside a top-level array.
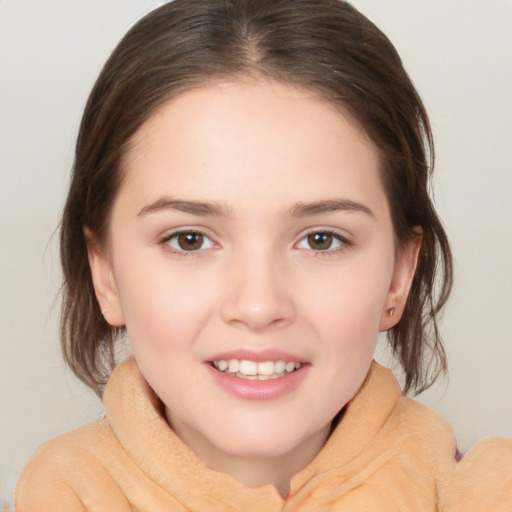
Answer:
[
  {"left": 213, "top": 358, "right": 302, "bottom": 378},
  {"left": 239, "top": 360, "right": 258, "bottom": 375},
  {"left": 228, "top": 359, "right": 240, "bottom": 373},
  {"left": 274, "top": 360, "right": 286, "bottom": 373},
  {"left": 285, "top": 361, "right": 296, "bottom": 373},
  {"left": 217, "top": 360, "right": 228, "bottom": 372},
  {"left": 257, "top": 361, "right": 275, "bottom": 375}
]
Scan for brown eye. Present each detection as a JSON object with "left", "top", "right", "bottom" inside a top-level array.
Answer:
[
  {"left": 166, "top": 232, "right": 214, "bottom": 252},
  {"left": 297, "top": 231, "right": 346, "bottom": 252},
  {"left": 177, "top": 233, "right": 204, "bottom": 251},
  {"left": 309, "top": 233, "right": 333, "bottom": 250}
]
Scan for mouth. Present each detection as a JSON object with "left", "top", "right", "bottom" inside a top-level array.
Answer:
[
  {"left": 207, "top": 354, "right": 309, "bottom": 400},
  {"left": 210, "top": 359, "right": 302, "bottom": 380}
]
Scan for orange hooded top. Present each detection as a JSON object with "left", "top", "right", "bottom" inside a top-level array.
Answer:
[{"left": 16, "top": 357, "right": 512, "bottom": 511}]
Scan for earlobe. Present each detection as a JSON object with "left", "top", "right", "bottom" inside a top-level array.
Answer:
[
  {"left": 84, "top": 228, "right": 125, "bottom": 327},
  {"left": 379, "top": 229, "right": 422, "bottom": 331}
]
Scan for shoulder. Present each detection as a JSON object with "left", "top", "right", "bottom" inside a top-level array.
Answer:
[
  {"left": 19, "top": 419, "right": 109, "bottom": 475},
  {"left": 15, "top": 422, "right": 101, "bottom": 511},
  {"left": 438, "top": 437, "right": 512, "bottom": 512},
  {"left": 459, "top": 436, "right": 512, "bottom": 465},
  {"left": 392, "top": 396, "right": 512, "bottom": 510},
  {"left": 15, "top": 419, "right": 130, "bottom": 511}
]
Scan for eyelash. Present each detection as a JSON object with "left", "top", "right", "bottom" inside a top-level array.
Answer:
[
  {"left": 159, "top": 228, "right": 352, "bottom": 257},
  {"left": 296, "top": 229, "right": 352, "bottom": 256},
  {"left": 159, "top": 229, "right": 215, "bottom": 256}
]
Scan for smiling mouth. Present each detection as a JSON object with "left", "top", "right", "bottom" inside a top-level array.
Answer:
[{"left": 210, "top": 359, "right": 302, "bottom": 380}]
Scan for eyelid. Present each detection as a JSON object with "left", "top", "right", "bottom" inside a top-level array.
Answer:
[
  {"left": 295, "top": 227, "right": 353, "bottom": 252},
  {"left": 159, "top": 227, "right": 219, "bottom": 254}
]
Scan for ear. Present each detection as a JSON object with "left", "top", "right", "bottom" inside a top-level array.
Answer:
[
  {"left": 84, "top": 228, "right": 125, "bottom": 327},
  {"left": 379, "top": 228, "right": 422, "bottom": 331}
]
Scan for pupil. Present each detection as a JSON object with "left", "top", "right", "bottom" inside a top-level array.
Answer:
[
  {"left": 178, "top": 233, "right": 203, "bottom": 251},
  {"left": 308, "top": 233, "right": 332, "bottom": 250}
]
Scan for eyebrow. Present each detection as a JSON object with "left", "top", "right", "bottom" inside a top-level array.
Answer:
[
  {"left": 289, "top": 199, "right": 374, "bottom": 218},
  {"left": 138, "top": 197, "right": 374, "bottom": 219},
  {"left": 138, "top": 197, "right": 232, "bottom": 217}
]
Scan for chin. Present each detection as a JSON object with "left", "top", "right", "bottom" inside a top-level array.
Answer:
[{"left": 208, "top": 416, "right": 327, "bottom": 460}]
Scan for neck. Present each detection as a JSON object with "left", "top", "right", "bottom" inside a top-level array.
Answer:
[
  {"left": 201, "top": 429, "right": 330, "bottom": 498},
  {"left": 165, "top": 407, "right": 331, "bottom": 498}
]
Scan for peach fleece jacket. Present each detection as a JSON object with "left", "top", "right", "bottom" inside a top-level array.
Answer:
[{"left": 16, "top": 357, "right": 512, "bottom": 511}]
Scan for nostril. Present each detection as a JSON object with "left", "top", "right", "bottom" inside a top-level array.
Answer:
[{"left": 219, "top": 268, "right": 296, "bottom": 331}]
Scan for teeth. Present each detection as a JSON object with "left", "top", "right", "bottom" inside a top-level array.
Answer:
[
  {"left": 213, "top": 359, "right": 302, "bottom": 379},
  {"left": 228, "top": 359, "right": 240, "bottom": 373},
  {"left": 285, "top": 361, "right": 295, "bottom": 373},
  {"left": 274, "top": 360, "right": 286, "bottom": 373},
  {"left": 257, "top": 361, "right": 274, "bottom": 375},
  {"left": 239, "top": 360, "right": 258, "bottom": 375}
]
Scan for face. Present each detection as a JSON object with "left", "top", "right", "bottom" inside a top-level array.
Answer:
[{"left": 89, "top": 80, "right": 418, "bottom": 465}]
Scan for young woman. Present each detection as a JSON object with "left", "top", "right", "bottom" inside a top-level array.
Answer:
[{"left": 16, "top": 1, "right": 512, "bottom": 510}]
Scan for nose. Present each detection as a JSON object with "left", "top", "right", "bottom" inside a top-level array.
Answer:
[{"left": 220, "top": 247, "right": 296, "bottom": 332}]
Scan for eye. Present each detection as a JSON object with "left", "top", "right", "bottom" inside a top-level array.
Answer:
[
  {"left": 163, "top": 231, "right": 214, "bottom": 252},
  {"left": 296, "top": 231, "right": 348, "bottom": 252}
]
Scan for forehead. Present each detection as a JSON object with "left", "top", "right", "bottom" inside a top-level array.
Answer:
[
  {"left": 119, "top": 79, "right": 386, "bottom": 214},
  {"left": 129, "top": 79, "right": 372, "bottom": 155}
]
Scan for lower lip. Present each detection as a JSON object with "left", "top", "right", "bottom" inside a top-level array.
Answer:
[{"left": 206, "top": 364, "right": 309, "bottom": 401}]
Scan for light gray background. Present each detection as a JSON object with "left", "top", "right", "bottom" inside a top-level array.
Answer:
[{"left": 1, "top": 0, "right": 511, "bottom": 504}]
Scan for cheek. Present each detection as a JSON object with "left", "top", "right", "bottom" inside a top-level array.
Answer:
[
  {"left": 113, "top": 255, "right": 220, "bottom": 354},
  {"left": 300, "top": 255, "right": 394, "bottom": 333},
  {"left": 302, "top": 269, "right": 390, "bottom": 399},
  {"left": 296, "top": 252, "right": 394, "bottom": 396}
]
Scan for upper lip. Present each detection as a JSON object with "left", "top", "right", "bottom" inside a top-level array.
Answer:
[{"left": 207, "top": 349, "right": 306, "bottom": 363}]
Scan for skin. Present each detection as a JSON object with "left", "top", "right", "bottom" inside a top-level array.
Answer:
[{"left": 87, "top": 79, "right": 420, "bottom": 497}]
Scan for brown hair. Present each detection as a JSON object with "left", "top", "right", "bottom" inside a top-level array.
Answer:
[{"left": 60, "top": 0, "right": 452, "bottom": 397}]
